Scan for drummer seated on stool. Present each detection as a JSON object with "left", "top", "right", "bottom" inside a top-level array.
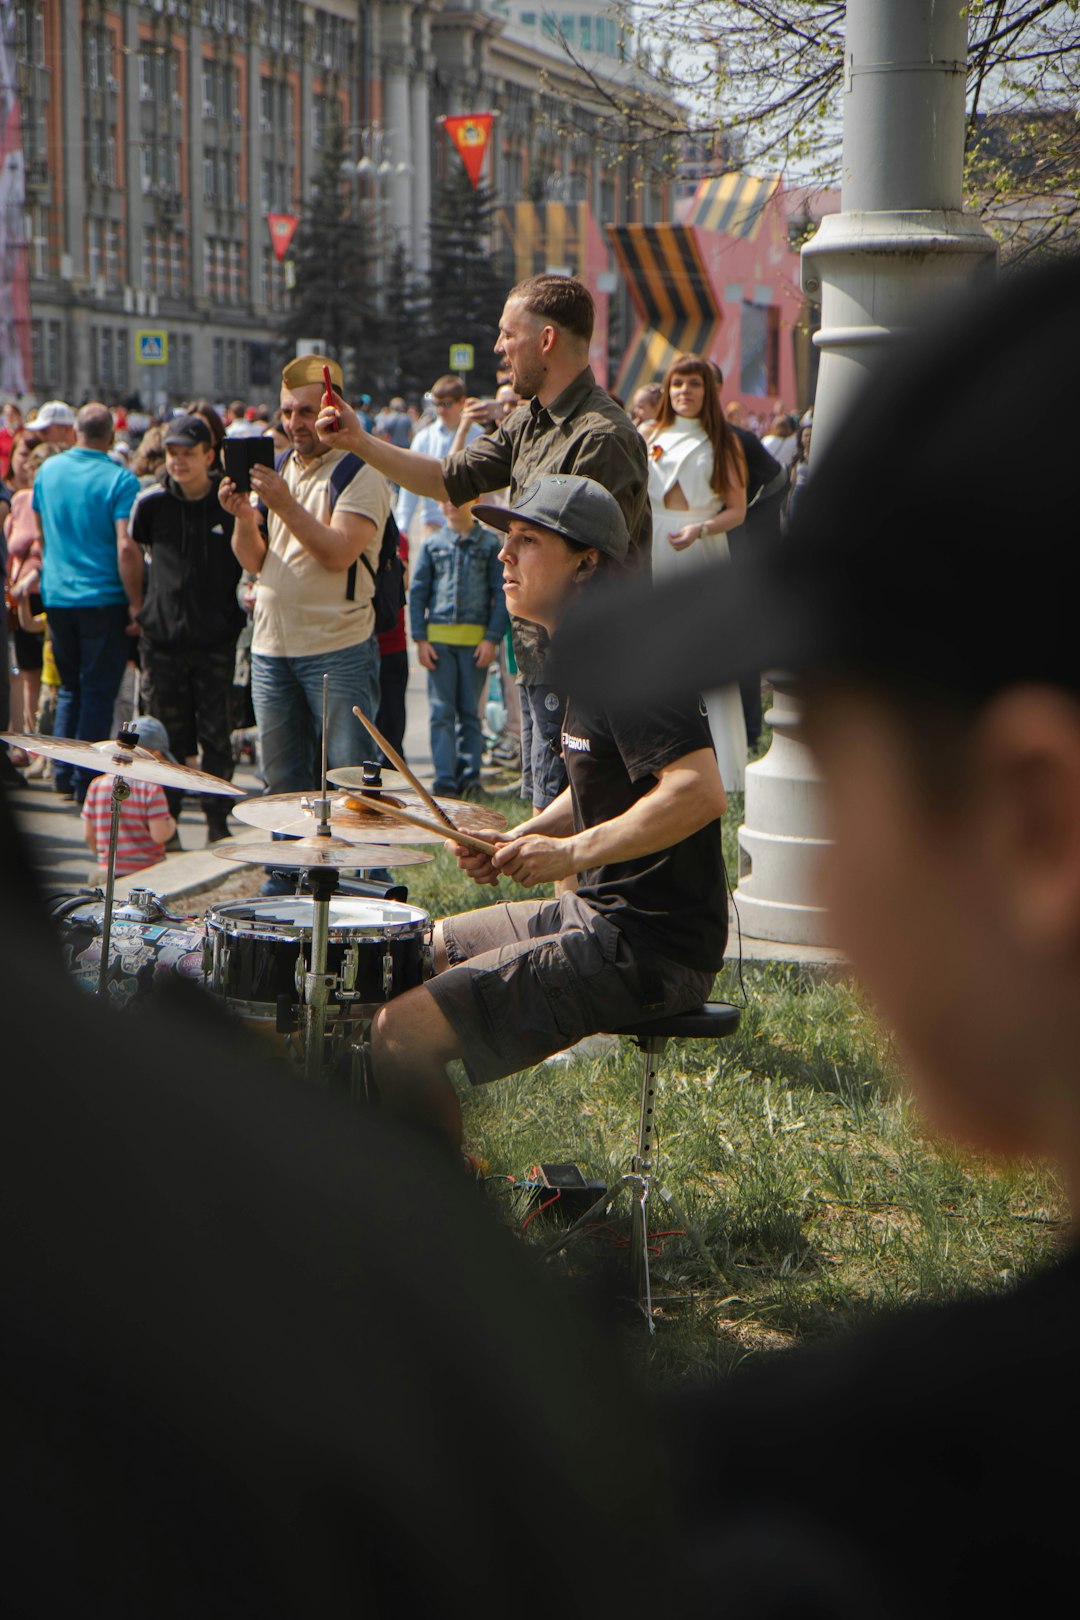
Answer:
[
  {"left": 371, "top": 475, "right": 729, "bottom": 1150},
  {"left": 81, "top": 715, "right": 178, "bottom": 878}
]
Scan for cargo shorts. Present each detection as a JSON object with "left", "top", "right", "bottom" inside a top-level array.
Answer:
[{"left": 429, "top": 892, "right": 716, "bottom": 1085}]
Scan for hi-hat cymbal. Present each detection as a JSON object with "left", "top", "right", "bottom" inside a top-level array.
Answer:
[
  {"left": 327, "top": 766, "right": 415, "bottom": 794},
  {"left": 211, "top": 836, "right": 433, "bottom": 869},
  {"left": 2, "top": 731, "right": 245, "bottom": 798},
  {"left": 233, "top": 790, "right": 505, "bottom": 843}
]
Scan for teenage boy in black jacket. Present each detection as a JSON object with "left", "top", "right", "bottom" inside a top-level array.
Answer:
[{"left": 132, "top": 414, "right": 243, "bottom": 842}]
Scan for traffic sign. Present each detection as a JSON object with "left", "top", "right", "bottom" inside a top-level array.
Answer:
[
  {"left": 449, "top": 343, "right": 474, "bottom": 372},
  {"left": 135, "top": 329, "right": 168, "bottom": 365}
]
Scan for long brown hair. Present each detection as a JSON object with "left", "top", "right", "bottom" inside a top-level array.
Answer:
[{"left": 652, "top": 354, "right": 747, "bottom": 497}]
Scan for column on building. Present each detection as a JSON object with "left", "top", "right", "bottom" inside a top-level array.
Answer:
[
  {"left": 122, "top": 0, "right": 143, "bottom": 296},
  {"left": 410, "top": 7, "right": 432, "bottom": 274},
  {"left": 188, "top": 13, "right": 206, "bottom": 301},
  {"left": 247, "top": 16, "right": 264, "bottom": 311},
  {"left": 379, "top": 0, "right": 414, "bottom": 246},
  {"left": 298, "top": 15, "right": 314, "bottom": 203}
]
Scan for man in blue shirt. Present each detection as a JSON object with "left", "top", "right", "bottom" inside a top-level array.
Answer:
[
  {"left": 396, "top": 377, "right": 482, "bottom": 539},
  {"left": 31, "top": 403, "right": 143, "bottom": 801}
]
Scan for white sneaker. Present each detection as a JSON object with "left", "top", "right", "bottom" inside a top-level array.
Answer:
[{"left": 542, "top": 1033, "right": 620, "bottom": 1065}]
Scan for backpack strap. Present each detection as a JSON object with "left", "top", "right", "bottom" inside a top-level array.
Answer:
[{"left": 326, "top": 451, "right": 364, "bottom": 602}]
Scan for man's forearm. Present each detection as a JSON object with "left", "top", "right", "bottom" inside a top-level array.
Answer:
[
  {"left": 522, "top": 787, "right": 575, "bottom": 837},
  {"left": 277, "top": 497, "right": 356, "bottom": 572},
  {"left": 232, "top": 514, "right": 267, "bottom": 573},
  {"left": 337, "top": 425, "right": 448, "bottom": 502},
  {"left": 117, "top": 537, "right": 144, "bottom": 614}
]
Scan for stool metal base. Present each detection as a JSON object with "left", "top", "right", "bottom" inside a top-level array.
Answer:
[
  {"left": 546, "top": 1035, "right": 667, "bottom": 1331},
  {"left": 545, "top": 1004, "right": 740, "bottom": 1330}
]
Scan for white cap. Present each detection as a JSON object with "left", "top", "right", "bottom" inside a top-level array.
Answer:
[{"left": 25, "top": 400, "right": 76, "bottom": 431}]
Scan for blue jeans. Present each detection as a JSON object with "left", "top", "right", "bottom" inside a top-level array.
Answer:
[
  {"left": 427, "top": 643, "right": 487, "bottom": 794},
  {"left": 46, "top": 604, "right": 132, "bottom": 801},
  {"left": 250, "top": 639, "right": 381, "bottom": 795}
]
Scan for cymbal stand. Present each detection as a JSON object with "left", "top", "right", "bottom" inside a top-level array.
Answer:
[
  {"left": 303, "top": 866, "right": 339, "bottom": 1084},
  {"left": 97, "top": 727, "right": 140, "bottom": 999},
  {"left": 303, "top": 675, "right": 335, "bottom": 1082}
]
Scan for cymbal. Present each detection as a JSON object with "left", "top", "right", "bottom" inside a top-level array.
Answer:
[
  {"left": 327, "top": 766, "right": 415, "bottom": 794},
  {"left": 233, "top": 790, "right": 505, "bottom": 843},
  {"left": 211, "top": 836, "right": 433, "bottom": 870},
  {"left": 2, "top": 731, "right": 245, "bottom": 798}
]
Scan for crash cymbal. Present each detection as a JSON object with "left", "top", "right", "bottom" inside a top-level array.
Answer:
[
  {"left": 1, "top": 731, "right": 245, "bottom": 798},
  {"left": 211, "top": 836, "right": 433, "bottom": 869},
  {"left": 232, "top": 790, "right": 506, "bottom": 843}
]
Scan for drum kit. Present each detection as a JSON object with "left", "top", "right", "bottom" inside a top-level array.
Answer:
[{"left": 3, "top": 685, "right": 508, "bottom": 1088}]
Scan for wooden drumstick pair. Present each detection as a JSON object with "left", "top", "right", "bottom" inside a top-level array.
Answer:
[{"left": 351, "top": 707, "right": 498, "bottom": 859}]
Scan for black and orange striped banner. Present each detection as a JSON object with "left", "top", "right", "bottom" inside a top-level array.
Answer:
[{"left": 606, "top": 222, "right": 721, "bottom": 398}]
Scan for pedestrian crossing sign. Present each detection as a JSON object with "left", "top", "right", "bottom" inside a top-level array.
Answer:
[
  {"left": 135, "top": 329, "right": 168, "bottom": 365},
  {"left": 449, "top": 343, "right": 474, "bottom": 373}
]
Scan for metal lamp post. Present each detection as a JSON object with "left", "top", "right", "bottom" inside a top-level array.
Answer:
[{"left": 732, "top": 0, "right": 998, "bottom": 947}]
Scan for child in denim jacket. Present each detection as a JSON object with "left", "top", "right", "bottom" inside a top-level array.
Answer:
[{"left": 410, "top": 500, "right": 509, "bottom": 796}]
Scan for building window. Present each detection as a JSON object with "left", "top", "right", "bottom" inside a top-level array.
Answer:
[
  {"left": 579, "top": 15, "right": 592, "bottom": 48},
  {"left": 213, "top": 337, "right": 225, "bottom": 394},
  {"left": 740, "top": 302, "right": 769, "bottom": 397}
]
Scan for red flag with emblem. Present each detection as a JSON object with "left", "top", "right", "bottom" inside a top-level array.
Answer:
[
  {"left": 441, "top": 114, "right": 495, "bottom": 189},
  {"left": 267, "top": 213, "right": 300, "bottom": 262}
]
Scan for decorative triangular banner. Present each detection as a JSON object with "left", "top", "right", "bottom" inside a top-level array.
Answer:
[
  {"left": 441, "top": 114, "right": 495, "bottom": 189},
  {"left": 267, "top": 213, "right": 300, "bottom": 262}
]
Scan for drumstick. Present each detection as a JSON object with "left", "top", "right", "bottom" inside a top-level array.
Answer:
[
  {"left": 351, "top": 792, "right": 498, "bottom": 858},
  {"left": 351, "top": 706, "right": 457, "bottom": 830}
]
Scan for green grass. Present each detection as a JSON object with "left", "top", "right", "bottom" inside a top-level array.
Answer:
[{"left": 404, "top": 763, "right": 1068, "bottom": 1385}]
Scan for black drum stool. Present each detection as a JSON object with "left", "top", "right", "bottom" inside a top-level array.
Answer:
[{"left": 546, "top": 1002, "right": 740, "bottom": 1331}]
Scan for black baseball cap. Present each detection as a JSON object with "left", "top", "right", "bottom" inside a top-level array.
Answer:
[
  {"left": 475, "top": 474, "right": 630, "bottom": 562},
  {"left": 549, "top": 253, "right": 1080, "bottom": 711},
  {"left": 163, "top": 413, "right": 213, "bottom": 449}
]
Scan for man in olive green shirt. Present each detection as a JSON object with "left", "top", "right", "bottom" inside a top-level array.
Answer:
[{"left": 316, "top": 274, "right": 651, "bottom": 809}]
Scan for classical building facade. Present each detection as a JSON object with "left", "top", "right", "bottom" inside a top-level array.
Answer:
[{"left": 13, "top": 0, "right": 680, "bottom": 405}]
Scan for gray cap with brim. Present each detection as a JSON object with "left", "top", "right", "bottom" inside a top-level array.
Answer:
[{"left": 474, "top": 474, "right": 630, "bottom": 563}]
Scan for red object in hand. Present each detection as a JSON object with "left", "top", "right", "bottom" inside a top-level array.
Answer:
[{"left": 322, "top": 365, "right": 340, "bottom": 432}]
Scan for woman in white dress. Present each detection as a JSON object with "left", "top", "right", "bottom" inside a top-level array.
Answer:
[{"left": 646, "top": 355, "right": 749, "bottom": 790}]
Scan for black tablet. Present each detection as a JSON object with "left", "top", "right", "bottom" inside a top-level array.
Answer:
[{"left": 223, "top": 436, "right": 275, "bottom": 493}]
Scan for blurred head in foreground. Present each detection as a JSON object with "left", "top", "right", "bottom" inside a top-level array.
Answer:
[{"left": 552, "top": 254, "right": 1080, "bottom": 1185}]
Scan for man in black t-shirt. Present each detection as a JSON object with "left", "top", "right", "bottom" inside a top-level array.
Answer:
[
  {"left": 132, "top": 414, "right": 243, "bottom": 842},
  {"left": 370, "top": 475, "right": 727, "bottom": 1149}
]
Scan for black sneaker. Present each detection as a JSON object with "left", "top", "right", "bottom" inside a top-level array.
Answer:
[{"left": 206, "top": 823, "right": 231, "bottom": 845}]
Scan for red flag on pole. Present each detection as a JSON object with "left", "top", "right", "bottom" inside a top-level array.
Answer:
[
  {"left": 441, "top": 114, "right": 495, "bottom": 189},
  {"left": 267, "top": 213, "right": 300, "bottom": 262}
]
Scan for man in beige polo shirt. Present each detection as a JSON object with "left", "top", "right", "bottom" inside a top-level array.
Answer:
[{"left": 221, "top": 354, "right": 390, "bottom": 819}]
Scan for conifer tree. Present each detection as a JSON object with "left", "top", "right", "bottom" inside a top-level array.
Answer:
[
  {"left": 278, "top": 123, "right": 384, "bottom": 385},
  {"left": 416, "top": 169, "right": 511, "bottom": 394}
]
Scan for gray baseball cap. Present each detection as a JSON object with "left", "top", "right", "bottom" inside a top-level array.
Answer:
[
  {"left": 474, "top": 474, "right": 630, "bottom": 563},
  {"left": 129, "top": 716, "right": 178, "bottom": 762}
]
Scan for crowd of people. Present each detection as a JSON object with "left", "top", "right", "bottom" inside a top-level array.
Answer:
[
  {"left": 3, "top": 253, "right": 1079, "bottom": 1614},
  {"left": 2, "top": 294, "right": 812, "bottom": 862}
]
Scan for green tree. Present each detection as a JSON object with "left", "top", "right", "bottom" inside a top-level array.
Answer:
[
  {"left": 381, "top": 240, "right": 433, "bottom": 401},
  {"left": 415, "top": 170, "right": 511, "bottom": 394},
  {"left": 572, "top": 0, "right": 1080, "bottom": 263},
  {"left": 277, "top": 123, "right": 385, "bottom": 384}
]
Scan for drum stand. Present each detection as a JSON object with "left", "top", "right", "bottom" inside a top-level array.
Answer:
[
  {"left": 97, "top": 727, "right": 141, "bottom": 999},
  {"left": 302, "top": 675, "right": 339, "bottom": 1084}
]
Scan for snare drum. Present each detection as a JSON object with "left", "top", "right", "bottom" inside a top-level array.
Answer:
[{"left": 204, "top": 896, "right": 431, "bottom": 1030}]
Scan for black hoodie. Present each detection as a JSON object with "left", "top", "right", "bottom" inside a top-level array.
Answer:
[{"left": 131, "top": 473, "right": 244, "bottom": 651}]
